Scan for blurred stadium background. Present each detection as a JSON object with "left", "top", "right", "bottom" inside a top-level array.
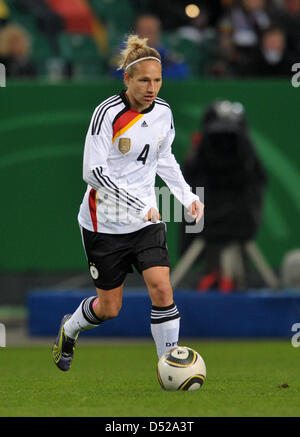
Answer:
[{"left": 0, "top": 0, "right": 300, "bottom": 344}]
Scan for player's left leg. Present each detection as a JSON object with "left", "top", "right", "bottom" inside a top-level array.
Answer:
[{"left": 143, "top": 266, "right": 180, "bottom": 359}]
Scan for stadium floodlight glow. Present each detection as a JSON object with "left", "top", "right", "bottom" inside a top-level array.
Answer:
[{"left": 185, "top": 4, "right": 200, "bottom": 19}]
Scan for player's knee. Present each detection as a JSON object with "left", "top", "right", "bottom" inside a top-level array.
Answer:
[{"left": 150, "top": 281, "right": 173, "bottom": 307}]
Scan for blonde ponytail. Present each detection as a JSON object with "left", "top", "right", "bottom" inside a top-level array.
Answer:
[{"left": 117, "top": 34, "right": 161, "bottom": 74}]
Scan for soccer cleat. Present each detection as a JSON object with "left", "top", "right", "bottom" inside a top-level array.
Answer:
[{"left": 52, "top": 314, "right": 77, "bottom": 371}]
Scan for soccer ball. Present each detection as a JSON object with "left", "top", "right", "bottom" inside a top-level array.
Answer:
[{"left": 157, "top": 346, "right": 206, "bottom": 391}]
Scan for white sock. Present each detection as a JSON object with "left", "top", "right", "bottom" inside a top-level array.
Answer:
[
  {"left": 64, "top": 296, "right": 102, "bottom": 339},
  {"left": 151, "top": 303, "right": 180, "bottom": 359}
]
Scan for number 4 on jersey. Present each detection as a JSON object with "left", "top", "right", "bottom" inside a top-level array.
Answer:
[{"left": 137, "top": 144, "right": 150, "bottom": 165}]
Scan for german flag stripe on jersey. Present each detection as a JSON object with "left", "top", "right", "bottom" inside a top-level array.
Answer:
[
  {"left": 88, "top": 188, "right": 98, "bottom": 232},
  {"left": 112, "top": 109, "right": 144, "bottom": 143}
]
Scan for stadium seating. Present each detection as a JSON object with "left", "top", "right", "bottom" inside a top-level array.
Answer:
[
  {"left": 7, "top": 2, "right": 57, "bottom": 76},
  {"left": 88, "top": 0, "right": 135, "bottom": 48},
  {"left": 46, "top": 0, "right": 94, "bottom": 34},
  {"left": 58, "top": 32, "right": 108, "bottom": 78},
  {"left": 163, "top": 30, "right": 217, "bottom": 77},
  {"left": 5, "top": 0, "right": 207, "bottom": 79}
]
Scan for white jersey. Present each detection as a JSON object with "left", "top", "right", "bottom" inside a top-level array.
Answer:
[{"left": 78, "top": 90, "right": 199, "bottom": 234}]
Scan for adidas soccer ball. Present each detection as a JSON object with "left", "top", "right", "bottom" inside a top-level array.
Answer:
[{"left": 157, "top": 346, "right": 206, "bottom": 391}]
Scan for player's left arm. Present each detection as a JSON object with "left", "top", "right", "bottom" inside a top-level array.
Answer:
[{"left": 156, "top": 122, "right": 204, "bottom": 224}]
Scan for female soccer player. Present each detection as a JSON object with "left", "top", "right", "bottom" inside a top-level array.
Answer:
[{"left": 52, "top": 35, "right": 204, "bottom": 371}]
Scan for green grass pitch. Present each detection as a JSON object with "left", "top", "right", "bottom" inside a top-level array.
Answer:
[{"left": 0, "top": 340, "right": 299, "bottom": 417}]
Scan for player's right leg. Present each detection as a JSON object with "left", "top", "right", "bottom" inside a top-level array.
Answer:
[{"left": 52, "top": 285, "right": 123, "bottom": 371}]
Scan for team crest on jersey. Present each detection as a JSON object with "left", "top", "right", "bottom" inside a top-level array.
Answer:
[{"left": 118, "top": 138, "right": 131, "bottom": 154}]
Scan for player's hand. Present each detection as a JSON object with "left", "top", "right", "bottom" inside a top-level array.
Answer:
[
  {"left": 188, "top": 200, "right": 204, "bottom": 224},
  {"left": 143, "top": 207, "right": 161, "bottom": 223}
]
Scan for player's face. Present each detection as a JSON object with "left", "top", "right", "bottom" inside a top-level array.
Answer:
[{"left": 124, "top": 60, "right": 162, "bottom": 112}]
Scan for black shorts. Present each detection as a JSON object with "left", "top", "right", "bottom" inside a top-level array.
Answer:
[{"left": 81, "top": 223, "right": 171, "bottom": 290}]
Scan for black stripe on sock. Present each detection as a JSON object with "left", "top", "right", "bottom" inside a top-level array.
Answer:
[
  {"left": 152, "top": 303, "right": 176, "bottom": 312},
  {"left": 151, "top": 313, "right": 180, "bottom": 324},
  {"left": 82, "top": 297, "right": 103, "bottom": 325},
  {"left": 151, "top": 303, "right": 180, "bottom": 325},
  {"left": 88, "top": 297, "right": 104, "bottom": 323}
]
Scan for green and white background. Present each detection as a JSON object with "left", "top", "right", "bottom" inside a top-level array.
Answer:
[
  {"left": 1, "top": 78, "right": 300, "bottom": 420},
  {"left": 1, "top": 79, "right": 299, "bottom": 272}
]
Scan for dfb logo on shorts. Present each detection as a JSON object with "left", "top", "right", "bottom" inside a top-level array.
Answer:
[{"left": 89, "top": 264, "right": 99, "bottom": 280}]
